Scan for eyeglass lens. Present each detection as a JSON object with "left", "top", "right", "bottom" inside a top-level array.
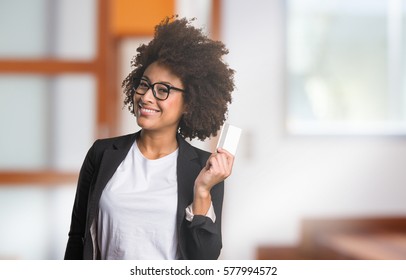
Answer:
[{"left": 136, "top": 79, "right": 170, "bottom": 100}]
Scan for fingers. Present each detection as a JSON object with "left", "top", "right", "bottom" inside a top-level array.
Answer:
[
  {"left": 207, "top": 148, "right": 234, "bottom": 178},
  {"left": 195, "top": 149, "right": 235, "bottom": 192},
  {"left": 217, "top": 148, "right": 234, "bottom": 167}
]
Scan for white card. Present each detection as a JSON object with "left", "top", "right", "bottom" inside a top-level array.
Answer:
[{"left": 216, "top": 123, "right": 242, "bottom": 156}]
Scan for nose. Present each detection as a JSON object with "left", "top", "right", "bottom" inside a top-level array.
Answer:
[{"left": 141, "top": 87, "right": 155, "bottom": 103}]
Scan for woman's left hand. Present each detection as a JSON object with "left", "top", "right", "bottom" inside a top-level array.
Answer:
[
  {"left": 192, "top": 148, "right": 234, "bottom": 216},
  {"left": 194, "top": 148, "right": 235, "bottom": 195}
]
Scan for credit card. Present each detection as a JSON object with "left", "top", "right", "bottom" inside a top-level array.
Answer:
[{"left": 216, "top": 123, "right": 242, "bottom": 156}]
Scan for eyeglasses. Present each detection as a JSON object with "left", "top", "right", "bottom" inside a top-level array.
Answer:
[{"left": 133, "top": 78, "right": 185, "bottom": 101}]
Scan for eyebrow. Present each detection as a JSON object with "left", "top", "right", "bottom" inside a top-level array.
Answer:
[{"left": 142, "top": 76, "right": 174, "bottom": 86}]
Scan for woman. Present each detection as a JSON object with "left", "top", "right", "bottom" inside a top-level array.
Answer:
[{"left": 64, "top": 17, "right": 235, "bottom": 260}]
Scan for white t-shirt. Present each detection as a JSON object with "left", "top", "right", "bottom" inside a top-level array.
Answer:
[{"left": 97, "top": 142, "right": 179, "bottom": 259}]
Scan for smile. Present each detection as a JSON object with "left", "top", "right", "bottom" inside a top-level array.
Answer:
[{"left": 138, "top": 104, "right": 160, "bottom": 115}]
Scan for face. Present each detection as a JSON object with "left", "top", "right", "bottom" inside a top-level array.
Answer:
[{"left": 133, "top": 61, "right": 186, "bottom": 134}]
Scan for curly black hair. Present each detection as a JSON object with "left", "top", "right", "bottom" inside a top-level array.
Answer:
[{"left": 122, "top": 16, "right": 235, "bottom": 141}]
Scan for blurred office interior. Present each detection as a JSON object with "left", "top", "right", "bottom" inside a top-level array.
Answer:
[{"left": 1, "top": 0, "right": 406, "bottom": 259}]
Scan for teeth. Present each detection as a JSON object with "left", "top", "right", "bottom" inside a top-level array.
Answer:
[{"left": 139, "top": 105, "right": 158, "bottom": 114}]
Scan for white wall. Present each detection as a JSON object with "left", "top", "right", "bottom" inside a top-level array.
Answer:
[{"left": 220, "top": 0, "right": 406, "bottom": 259}]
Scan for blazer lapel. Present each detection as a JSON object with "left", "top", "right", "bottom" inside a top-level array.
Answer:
[
  {"left": 176, "top": 134, "right": 202, "bottom": 229},
  {"left": 87, "top": 133, "right": 138, "bottom": 222}
]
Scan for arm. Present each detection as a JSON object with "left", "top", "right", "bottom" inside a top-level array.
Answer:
[
  {"left": 185, "top": 148, "right": 233, "bottom": 259},
  {"left": 64, "top": 142, "right": 97, "bottom": 260},
  {"left": 185, "top": 181, "right": 224, "bottom": 259}
]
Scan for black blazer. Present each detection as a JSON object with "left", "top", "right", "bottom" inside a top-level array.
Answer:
[{"left": 64, "top": 131, "right": 224, "bottom": 260}]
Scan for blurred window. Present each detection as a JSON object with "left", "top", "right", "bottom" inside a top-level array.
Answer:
[
  {"left": 287, "top": 0, "right": 406, "bottom": 135},
  {"left": 0, "top": 185, "right": 76, "bottom": 259},
  {"left": 0, "top": 0, "right": 99, "bottom": 261},
  {"left": 0, "top": 75, "right": 96, "bottom": 171},
  {"left": 0, "top": 0, "right": 96, "bottom": 59},
  {"left": 0, "top": 76, "right": 49, "bottom": 169}
]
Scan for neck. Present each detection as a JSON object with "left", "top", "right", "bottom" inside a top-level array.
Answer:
[{"left": 137, "top": 129, "right": 179, "bottom": 160}]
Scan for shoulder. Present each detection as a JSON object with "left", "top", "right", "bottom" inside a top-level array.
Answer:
[
  {"left": 84, "top": 132, "right": 137, "bottom": 165},
  {"left": 92, "top": 132, "right": 137, "bottom": 150},
  {"left": 177, "top": 134, "right": 211, "bottom": 166},
  {"left": 191, "top": 145, "right": 211, "bottom": 162}
]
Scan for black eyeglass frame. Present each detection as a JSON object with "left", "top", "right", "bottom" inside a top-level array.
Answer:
[{"left": 132, "top": 78, "right": 185, "bottom": 101}]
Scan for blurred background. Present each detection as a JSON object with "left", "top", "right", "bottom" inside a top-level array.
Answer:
[{"left": 1, "top": 0, "right": 406, "bottom": 260}]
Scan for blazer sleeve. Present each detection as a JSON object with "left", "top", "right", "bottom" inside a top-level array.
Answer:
[
  {"left": 64, "top": 141, "right": 97, "bottom": 260},
  {"left": 185, "top": 180, "right": 224, "bottom": 260}
]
